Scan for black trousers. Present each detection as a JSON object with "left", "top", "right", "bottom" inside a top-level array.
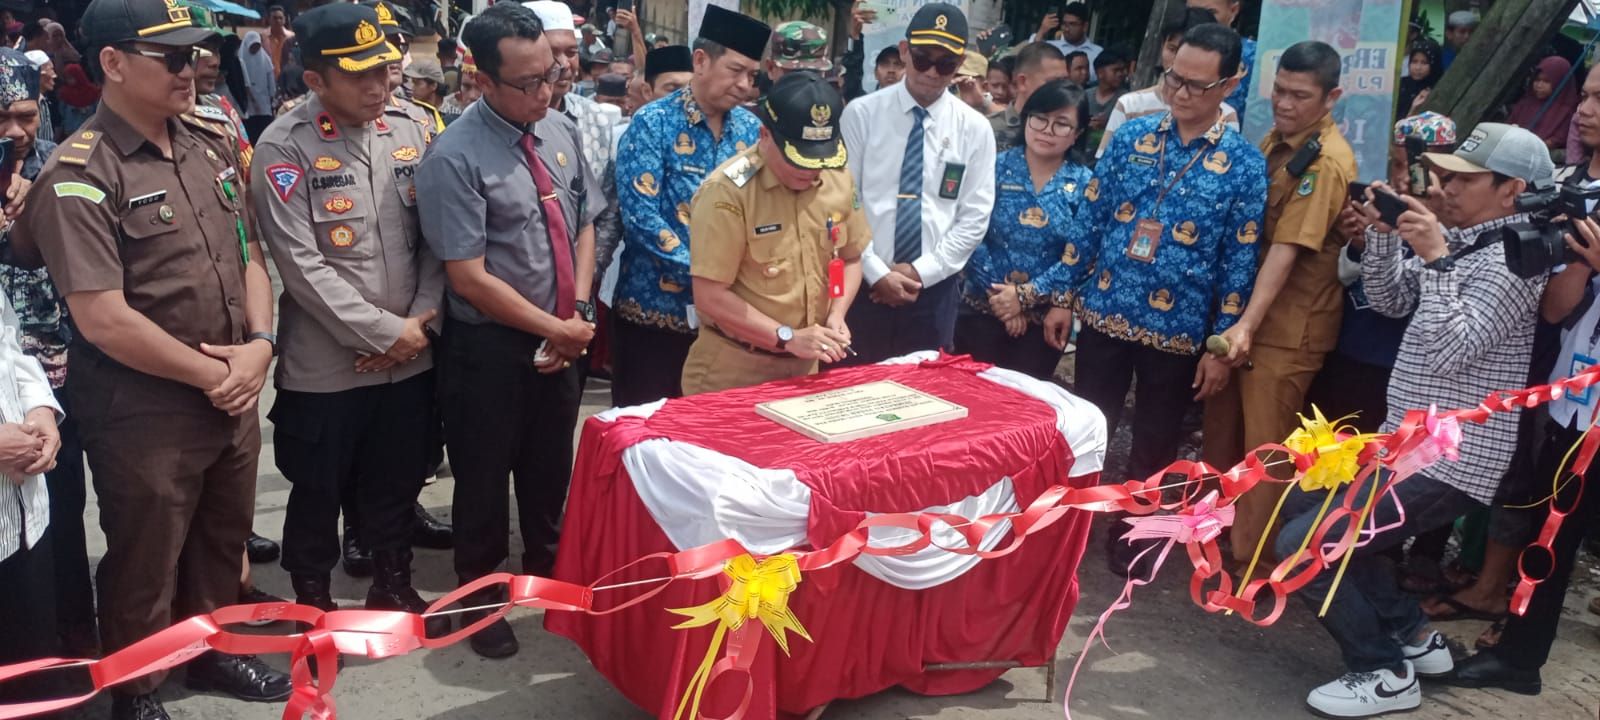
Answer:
[
  {"left": 1304, "top": 352, "right": 1392, "bottom": 434},
  {"left": 0, "top": 532, "right": 59, "bottom": 703},
  {"left": 44, "top": 387, "right": 93, "bottom": 638},
  {"left": 441, "top": 320, "right": 581, "bottom": 581},
  {"left": 610, "top": 317, "right": 695, "bottom": 408},
  {"left": 954, "top": 310, "right": 1063, "bottom": 381},
  {"left": 841, "top": 276, "right": 960, "bottom": 366},
  {"left": 1072, "top": 326, "right": 1199, "bottom": 481},
  {"left": 273, "top": 372, "right": 433, "bottom": 578},
  {"left": 1494, "top": 420, "right": 1600, "bottom": 670}
]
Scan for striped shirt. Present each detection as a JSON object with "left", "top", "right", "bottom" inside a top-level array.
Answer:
[
  {"left": 0, "top": 296, "right": 65, "bottom": 562},
  {"left": 1360, "top": 216, "right": 1545, "bottom": 504}
]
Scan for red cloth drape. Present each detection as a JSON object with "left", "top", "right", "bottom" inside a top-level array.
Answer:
[{"left": 546, "top": 357, "right": 1097, "bottom": 719}]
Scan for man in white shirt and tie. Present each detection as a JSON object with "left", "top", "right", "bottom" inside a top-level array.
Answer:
[{"left": 840, "top": 2, "right": 996, "bottom": 363}]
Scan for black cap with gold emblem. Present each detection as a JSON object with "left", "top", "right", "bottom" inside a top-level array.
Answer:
[
  {"left": 361, "top": 0, "right": 414, "bottom": 39},
  {"left": 754, "top": 71, "right": 846, "bottom": 170},
  {"left": 294, "top": 3, "right": 403, "bottom": 73},
  {"left": 82, "top": 0, "right": 220, "bottom": 48},
  {"left": 905, "top": 3, "right": 968, "bottom": 56}
]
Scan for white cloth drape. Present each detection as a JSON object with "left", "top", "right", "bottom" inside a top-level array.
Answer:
[{"left": 597, "top": 352, "right": 1107, "bottom": 590}]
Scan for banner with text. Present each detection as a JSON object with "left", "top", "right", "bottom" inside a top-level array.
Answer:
[{"left": 1242, "top": 0, "right": 1406, "bottom": 183}]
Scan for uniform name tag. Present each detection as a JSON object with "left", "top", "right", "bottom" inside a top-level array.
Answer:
[
  {"left": 755, "top": 224, "right": 782, "bottom": 235},
  {"left": 128, "top": 190, "right": 167, "bottom": 209},
  {"left": 1130, "top": 155, "right": 1156, "bottom": 166}
]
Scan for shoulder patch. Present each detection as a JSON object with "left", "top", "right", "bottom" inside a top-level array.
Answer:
[
  {"left": 53, "top": 182, "right": 105, "bottom": 203},
  {"left": 179, "top": 112, "right": 229, "bottom": 138},
  {"left": 57, "top": 130, "right": 101, "bottom": 166},
  {"left": 266, "top": 163, "right": 303, "bottom": 202}
]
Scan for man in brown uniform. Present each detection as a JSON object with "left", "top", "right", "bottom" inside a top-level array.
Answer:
[
  {"left": 14, "top": 1, "right": 287, "bottom": 718},
  {"left": 683, "top": 72, "right": 869, "bottom": 394},
  {"left": 1202, "top": 41, "right": 1354, "bottom": 565},
  {"left": 251, "top": 2, "right": 449, "bottom": 637}
]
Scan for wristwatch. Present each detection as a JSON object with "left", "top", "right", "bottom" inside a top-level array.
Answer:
[
  {"left": 247, "top": 331, "right": 278, "bottom": 355},
  {"left": 775, "top": 325, "right": 794, "bottom": 351},
  {"left": 575, "top": 300, "right": 596, "bottom": 323},
  {"left": 1423, "top": 253, "right": 1455, "bottom": 272}
]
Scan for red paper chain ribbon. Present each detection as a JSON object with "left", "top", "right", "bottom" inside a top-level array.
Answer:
[{"left": 3, "top": 364, "right": 1596, "bottom": 720}]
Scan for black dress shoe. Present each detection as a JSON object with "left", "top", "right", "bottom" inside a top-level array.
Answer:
[
  {"left": 342, "top": 520, "right": 373, "bottom": 578},
  {"left": 290, "top": 574, "right": 340, "bottom": 613},
  {"left": 411, "top": 503, "right": 454, "bottom": 550},
  {"left": 1441, "top": 651, "right": 1542, "bottom": 695},
  {"left": 185, "top": 651, "right": 293, "bottom": 702},
  {"left": 457, "top": 587, "right": 519, "bottom": 659},
  {"left": 246, "top": 533, "right": 281, "bottom": 563},
  {"left": 112, "top": 692, "right": 170, "bottom": 720},
  {"left": 238, "top": 586, "right": 288, "bottom": 627}
]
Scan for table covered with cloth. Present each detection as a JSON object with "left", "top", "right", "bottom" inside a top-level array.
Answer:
[{"left": 545, "top": 352, "right": 1108, "bottom": 719}]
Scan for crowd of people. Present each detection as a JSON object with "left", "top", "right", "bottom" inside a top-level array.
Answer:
[{"left": 0, "top": 1, "right": 1598, "bottom": 719}]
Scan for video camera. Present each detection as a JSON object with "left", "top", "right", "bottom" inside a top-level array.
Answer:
[{"left": 1496, "top": 181, "right": 1600, "bottom": 278}]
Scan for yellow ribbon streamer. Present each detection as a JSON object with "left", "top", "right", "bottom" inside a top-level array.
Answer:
[
  {"left": 668, "top": 553, "right": 812, "bottom": 720},
  {"left": 1236, "top": 407, "right": 1379, "bottom": 607}
]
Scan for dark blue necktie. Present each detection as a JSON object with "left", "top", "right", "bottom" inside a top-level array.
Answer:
[{"left": 893, "top": 106, "right": 928, "bottom": 265}]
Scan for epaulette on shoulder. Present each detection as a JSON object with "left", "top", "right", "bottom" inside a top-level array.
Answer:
[
  {"left": 55, "top": 130, "right": 101, "bottom": 166},
  {"left": 180, "top": 111, "right": 230, "bottom": 138},
  {"left": 193, "top": 103, "right": 231, "bottom": 124}
]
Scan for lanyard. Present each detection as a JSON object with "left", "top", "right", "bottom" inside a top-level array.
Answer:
[{"left": 1152, "top": 125, "right": 1212, "bottom": 212}]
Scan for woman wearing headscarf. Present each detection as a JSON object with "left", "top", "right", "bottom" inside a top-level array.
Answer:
[
  {"left": 1396, "top": 39, "right": 1442, "bottom": 119},
  {"left": 237, "top": 31, "right": 277, "bottom": 142},
  {"left": 1507, "top": 55, "right": 1581, "bottom": 150},
  {"left": 54, "top": 63, "right": 96, "bottom": 135}
]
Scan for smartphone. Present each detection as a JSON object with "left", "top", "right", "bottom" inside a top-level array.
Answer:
[
  {"left": 1346, "top": 181, "right": 1369, "bottom": 204},
  {"left": 1371, "top": 187, "right": 1410, "bottom": 227},
  {"left": 977, "top": 24, "right": 1013, "bottom": 56},
  {"left": 1404, "top": 134, "right": 1430, "bottom": 196},
  {"left": 0, "top": 137, "right": 13, "bottom": 200},
  {"left": 617, "top": 0, "right": 634, "bottom": 13}
]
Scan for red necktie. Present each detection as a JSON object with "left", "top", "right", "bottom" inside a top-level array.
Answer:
[{"left": 518, "top": 133, "right": 576, "bottom": 321}]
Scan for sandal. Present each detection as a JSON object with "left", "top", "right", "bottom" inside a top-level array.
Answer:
[
  {"left": 1423, "top": 594, "right": 1508, "bottom": 622},
  {"left": 1475, "top": 618, "right": 1505, "bottom": 650}
]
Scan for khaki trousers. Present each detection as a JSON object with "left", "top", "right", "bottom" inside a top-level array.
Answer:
[
  {"left": 681, "top": 330, "right": 818, "bottom": 396},
  {"left": 1201, "top": 343, "right": 1326, "bottom": 564}
]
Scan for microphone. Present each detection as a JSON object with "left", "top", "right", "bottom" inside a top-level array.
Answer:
[{"left": 1205, "top": 334, "right": 1253, "bottom": 371}]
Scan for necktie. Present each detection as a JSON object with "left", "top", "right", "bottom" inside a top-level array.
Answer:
[
  {"left": 893, "top": 106, "right": 928, "bottom": 265},
  {"left": 519, "top": 133, "right": 576, "bottom": 321}
]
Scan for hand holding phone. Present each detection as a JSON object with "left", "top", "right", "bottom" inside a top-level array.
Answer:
[{"left": 1370, "top": 187, "right": 1410, "bottom": 227}]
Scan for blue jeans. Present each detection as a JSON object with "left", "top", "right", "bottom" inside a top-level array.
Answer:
[{"left": 1275, "top": 472, "right": 1480, "bottom": 673}]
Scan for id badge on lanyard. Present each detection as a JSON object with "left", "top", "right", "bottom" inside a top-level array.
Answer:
[{"left": 1124, "top": 132, "right": 1208, "bottom": 264}]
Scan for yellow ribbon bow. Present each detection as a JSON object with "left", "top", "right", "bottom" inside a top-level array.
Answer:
[
  {"left": 668, "top": 554, "right": 812, "bottom": 720},
  {"left": 1238, "top": 406, "right": 1381, "bottom": 614}
]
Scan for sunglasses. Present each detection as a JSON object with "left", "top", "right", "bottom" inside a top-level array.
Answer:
[
  {"left": 119, "top": 45, "right": 199, "bottom": 75},
  {"left": 909, "top": 48, "right": 961, "bottom": 76}
]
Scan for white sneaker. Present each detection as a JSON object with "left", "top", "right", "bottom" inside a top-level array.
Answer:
[
  {"left": 1401, "top": 630, "right": 1454, "bottom": 677},
  {"left": 1306, "top": 661, "right": 1422, "bottom": 718}
]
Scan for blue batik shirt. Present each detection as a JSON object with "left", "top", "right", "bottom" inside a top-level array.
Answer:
[
  {"left": 961, "top": 148, "right": 1092, "bottom": 322},
  {"left": 614, "top": 86, "right": 760, "bottom": 332},
  {"left": 0, "top": 139, "right": 69, "bottom": 388},
  {"left": 1063, "top": 112, "right": 1266, "bottom": 356},
  {"left": 1226, "top": 37, "right": 1257, "bottom": 120}
]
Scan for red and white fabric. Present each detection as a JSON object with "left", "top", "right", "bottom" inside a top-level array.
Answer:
[{"left": 547, "top": 352, "right": 1106, "bottom": 719}]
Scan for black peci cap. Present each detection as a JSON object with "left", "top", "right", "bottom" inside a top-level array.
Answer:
[
  {"left": 82, "top": 0, "right": 220, "bottom": 49},
  {"left": 906, "top": 3, "right": 967, "bottom": 56},
  {"left": 645, "top": 45, "right": 691, "bottom": 83},
  {"left": 755, "top": 71, "right": 846, "bottom": 170},
  {"left": 294, "top": 3, "right": 402, "bottom": 73},
  {"left": 698, "top": 5, "right": 769, "bottom": 64},
  {"left": 596, "top": 73, "right": 629, "bottom": 97}
]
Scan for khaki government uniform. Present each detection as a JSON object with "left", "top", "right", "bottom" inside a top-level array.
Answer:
[
  {"left": 20, "top": 105, "right": 260, "bottom": 694},
  {"left": 682, "top": 146, "right": 871, "bottom": 395},
  {"left": 1203, "top": 113, "right": 1355, "bottom": 563}
]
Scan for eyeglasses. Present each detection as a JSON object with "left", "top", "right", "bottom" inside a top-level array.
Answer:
[
  {"left": 1162, "top": 68, "right": 1227, "bottom": 96},
  {"left": 119, "top": 45, "right": 198, "bottom": 75},
  {"left": 909, "top": 48, "right": 961, "bottom": 76},
  {"left": 1026, "top": 115, "right": 1077, "bottom": 137},
  {"left": 493, "top": 63, "right": 569, "bottom": 96}
]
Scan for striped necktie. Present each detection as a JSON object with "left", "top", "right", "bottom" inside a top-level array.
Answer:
[{"left": 893, "top": 106, "right": 929, "bottom": 264}]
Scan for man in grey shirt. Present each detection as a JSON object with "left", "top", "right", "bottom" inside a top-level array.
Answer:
[{"left": 414, "top": 3, "right": 597, "bottom": 660}]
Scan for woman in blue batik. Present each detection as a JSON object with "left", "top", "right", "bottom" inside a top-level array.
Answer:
[{"left": 956, "top": 79, "right": 1092, "bottom": 380}]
